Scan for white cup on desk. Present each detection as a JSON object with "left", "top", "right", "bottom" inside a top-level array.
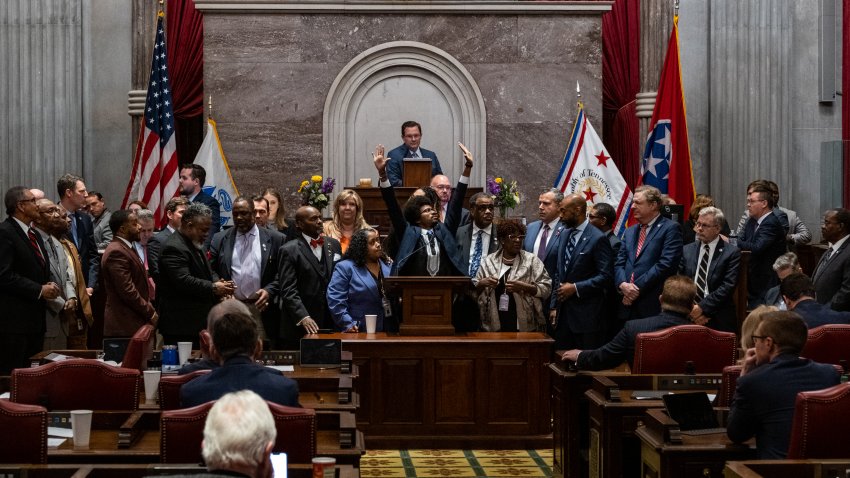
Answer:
[
  {"left": 143, "top": 370, "right": 161, "bottom": 403},
  {"left": 177, "top": 341, "right": 192, "bottom": 365},
  {"left": 70, "top": 409, "right": 93, "bottom": 449},
  {"left": 364, "top": 315, "right": 378, "bottom": 334}
]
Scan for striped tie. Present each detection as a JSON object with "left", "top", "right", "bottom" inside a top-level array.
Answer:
[
  {"left": 630, "top": 224, "right": 647, "bottom": 282},
  {"left": 695, "top": 244, "right": 710, "bottom": 301},
  {"left": 563, "top": 229, "right": 578, "bottom": 264},
  {"left": 27, "top": 228, "right": 45, "bottom": 266}
]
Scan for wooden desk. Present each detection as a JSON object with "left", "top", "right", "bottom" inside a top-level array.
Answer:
[
  {"left": 637, "top": 409, "right": 755, "bottom": 478},
  {"left": 585, "top": 374, "right": 723, "bottom": 478},
  {"left": 0, "top": 464, "right": 360, "bottom": 477},
  {"left": 329, "top": 332, "right": 553, "bottom": 448},
  {"left": 725, "top": 460, "right": 850, "bottom": 478}
]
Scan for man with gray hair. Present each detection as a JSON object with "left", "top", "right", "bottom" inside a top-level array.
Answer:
[
  {"left": 763, "top": 252, "right": 802, "bottom": 309},
  {"left": 158, "top": 203, "right": 235, "bottom": 347},
  {"left": 201, "top": 390, "right": 276, "bottom": 478},
  {"left": 678, "top": 206, "right": 741, "bottom": 332},
  {"left": 132, "top": 209, "right": 157, "bottom": 302},
  {"left": 523, "top": 188, "right": 566, "bottom": 317}
]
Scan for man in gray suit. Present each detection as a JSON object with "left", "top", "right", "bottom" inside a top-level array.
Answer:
[
  {"left": 813, "top": 208, "right": 850, "bottom": 311},
  {"left": 453, "top": 192, "right": 498, "bottom": 331},
  {"left": 86, "top": 191, "right": 112, "bottom": 251}
]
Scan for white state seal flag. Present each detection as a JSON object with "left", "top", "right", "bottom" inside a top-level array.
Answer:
[
  {"left": 194, "top": 118, "right": 239, "bottom": 227},
  {"left": 553, "top": 104, "right": 633, "bottom": 237}
]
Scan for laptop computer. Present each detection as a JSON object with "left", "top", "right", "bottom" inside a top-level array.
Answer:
[
  {"left": 299, "top": 338, "right": 342, "bottom": 368},
  {"left": 662, "top": 392, "right": 726, "bottom": 436}
]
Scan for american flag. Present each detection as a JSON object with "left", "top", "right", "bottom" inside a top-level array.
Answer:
[{"left": 122, "top": 12, "right": 179, "bottom": 228}]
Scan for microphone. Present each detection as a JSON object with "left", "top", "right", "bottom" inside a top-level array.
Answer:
[{"left": 395, "top": 231, "right": 436, "bottom": 268}]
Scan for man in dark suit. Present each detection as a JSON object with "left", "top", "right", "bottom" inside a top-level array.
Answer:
[
  {"left": 453, "top": 192, "right": 497, "bottom": 331},
  {"left": 101, "top": 210, "right": 158, "bottom": 338},
  {"left": 781, "top": 273, "right": 850, "bottom": 328},
  {"left": 615, "top": 185, "right": 683, "bottom": 321},
  {"left": 0, "top": 186, "right": 61, "bottom": 374},
  {"left": 727, "top": 311, "right": 840, "bottom": 459},
  {"left": 277, "top": 206, "right": 342, "bottom": 349},
  {"left": 813, "top": 208, "right": 850, "bottom": 311},
  {"left": 560, "top": 275, "right": 697, "bottom": 371},
  {"left": 385, "top": 121, "right": 443, "bottom": 187},
  {"left": 158, "top": 203, "right": 235, "bottom": 347},
  {"left": 180, "top": 164, "right": 221, "bottom": 250},
  {"left": 588, "top": 202, "right": 622, "bottom": 256},
  {"left": 210, "top": 197, "right": 285, "bottom": 348},
  {"left": 550, "top": 194, "right": 614, "bottom": 350},
  {"left": 181, "top": 300, "right": 299, "bottom": 408},
  {"left": 737, "top": 183, "right": 787, "bottom": 308},
  {"left": 679, "top": 206, "right": 741, "bottom": 332},
  {"left": 57, "top": 174, "right": 98, "bottom": 292},
  {"left": 148, "top": 196, "right": 190, "bottom": 287},
  {"left": 523, "top": 188, "right": 566, "bottom": 314}
]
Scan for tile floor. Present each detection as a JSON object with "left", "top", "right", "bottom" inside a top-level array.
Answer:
[{"left": 359, "top": 449, "right": 553, "bottom": 477}]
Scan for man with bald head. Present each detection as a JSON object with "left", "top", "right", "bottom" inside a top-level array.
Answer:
[
  {"left": 277, "top": 206, "right": 342, "bottom": 349},
  {"left": 430, "top": 174, "right": 471, "bottom": 226},
  {"left": 549, "top": 194, "right": 614, "bottom": 349}
]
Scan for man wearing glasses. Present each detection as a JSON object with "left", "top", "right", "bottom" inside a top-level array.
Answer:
[
  {"left": 737, "top": 182, "right": 787, "bottom": 307},
  {"left": 727, "top": 311, "right": 839, "bottom": 459},
  {"left": 678, "top": 206, "right": 740, "bottom": 332}
]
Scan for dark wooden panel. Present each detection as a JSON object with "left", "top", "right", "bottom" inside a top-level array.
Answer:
[
  {"left": 380, "top": 358, "right": 424, "bottom": 424},
  {"left": 486, "top": 358, "right": 529, "bottom": 424},
  {"left": 354, "top": 357, "right": 371, "bottom": 428},
  {"left": 434, "top": 359, "right": 475, "bottom": 424}
]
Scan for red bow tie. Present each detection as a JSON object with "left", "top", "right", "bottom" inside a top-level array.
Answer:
[{"left": 310, "top": 237, "right": 324, "bottom": 248}]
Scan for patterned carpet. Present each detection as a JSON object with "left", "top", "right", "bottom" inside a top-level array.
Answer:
[{"left": 360, "top": 449, "right": 553, "bottom": 477}]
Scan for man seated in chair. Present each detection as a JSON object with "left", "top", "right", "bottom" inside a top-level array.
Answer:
[
  {"left": 727, "top": 311, "right": 840, "bottom": 459},
  {"left": 180, "top": 299, "right": 299, "bottom": 408},
  {"left": 559, "top": 275, "right": 697, "bottom": 371},
  {"left": 780, "top": 272, "right": 850, "bottom": 328}
]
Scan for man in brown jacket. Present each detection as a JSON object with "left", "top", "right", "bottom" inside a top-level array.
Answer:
[{"left": 101, "top": 210, "right": 157, "bottom": 338}]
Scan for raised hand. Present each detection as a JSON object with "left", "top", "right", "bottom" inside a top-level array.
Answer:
[
  {"left": 458, "top": 142, "right": 473, "bottom": 167},
  {"left": 373, "top": 144, "right": 387, "bottom": 172}
]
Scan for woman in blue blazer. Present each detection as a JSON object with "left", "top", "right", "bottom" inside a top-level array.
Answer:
[{"left": 327, "top": 229, "right": 394, "bottom": 332}]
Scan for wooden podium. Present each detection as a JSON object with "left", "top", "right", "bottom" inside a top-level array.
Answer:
[
  {"left": 385, "top": 276, "right": 471, "bottom": 335},
  {"left": 402, "top": 158, "right": 433, "bottom": 187}
]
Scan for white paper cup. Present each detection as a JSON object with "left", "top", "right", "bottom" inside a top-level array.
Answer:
[
  {"left": 70, "top": 410, "right": 93, "bottom": 449},
  {"left": 177, "top": 342, "right": 193, "bottom": 365},
  {"left": 143, "top": 370, "right": 161, "bottom": 402},
  {"left": 364, "top": 315, "right": 377, "bottom": 334}
]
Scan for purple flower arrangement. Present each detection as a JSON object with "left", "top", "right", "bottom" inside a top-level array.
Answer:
[{"left": 298, "top": 175, "right": 335, "bottom": 210}]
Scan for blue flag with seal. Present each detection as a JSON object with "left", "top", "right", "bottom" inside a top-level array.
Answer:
[{"left": 194, "top": 118, "right": 239, "bottom": 227}]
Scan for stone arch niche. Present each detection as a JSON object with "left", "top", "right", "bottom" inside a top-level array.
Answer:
[{"left": 323, "top": 41, "right": 486, "bottom": 189}]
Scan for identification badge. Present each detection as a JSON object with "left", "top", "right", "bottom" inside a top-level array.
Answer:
[
  {"left": 77, "top": 318, "right": 84, "bottom": 331},
  {"left": 382, "top": 297, "right": 393, "bottom": 317},
  {"left": 498, "top": 293, "right": 510, "bottom": 311}
]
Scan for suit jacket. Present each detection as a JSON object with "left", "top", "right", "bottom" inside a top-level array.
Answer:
[
  {"left": 550, "top": 223, "right": 614, "bottom": 334},
  {"left": 327, "top": 259, "right": 393, "bottom": 332},
  {"left": 727, "top": 354, "right": 839, "bottom": 459},
  {"left": 209, "top": 226, "right": 283, "bottom": 297},
  {"left": 813, "top": 237, "right": 850, "bottom": 311},
  {"left": 455, "top": 223, "right": 498, "bottom": 276},
  {"left": 605, "top": 230, "right": 622, "bottom": 257},
  {"left": 576, "top": 310, "right": 691, "bottom": 371},
  {"left": 157, "top": 230, "right": 219, "bottom": 337},
  {"left": 737, "top": 212, "right": 787, "bottom": 306},
  {"left": 381, "top": 180, "right": 466, "bottom": 276},
  {"left": 679, "top": 238, "right": 741, "bottom": 332},
  {"left": 792, "top": 299, "right": 850, "bottom": 329},
  {"left": 523, "top": 219, "right": 566, "bottom": 303},
  {"left": 190, "top": 191, "right": 221, "bottom": 250},
  {"left": 614, "top": 215, "right": 683, "bottom": 320},
  {"left": 101, "top": 239, "right": 156, "bottom": 337},
  {"left": 180, "top": 356, "right": 299, "bottom": 408},
  {"left": 385, "top": 144, "right": 443, "bottom": 187},
  {"left": 0, "top": 217, "right": 49, "bottom": 335},
  {"left": 92, "top": 210, "right": 113, "bottom": 251},
  {"left": 277, "top": 235, "right": 342, "bottom": 347},
  {"left": 147, "top": 227, "right": 173, "bottom": 285},
  {"left": 66, "top": 210, "right": 99, "bottom": 288}
]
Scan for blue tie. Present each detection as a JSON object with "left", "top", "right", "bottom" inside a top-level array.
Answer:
[
  {"left": 70, "top": 213, "right": 79, "bottom": 247},
  {"left": 469, "top": 230, "right": 483, "bottom": 277},
  {"left": 564, "top": 229, "right": 578, "bottom": 264}
]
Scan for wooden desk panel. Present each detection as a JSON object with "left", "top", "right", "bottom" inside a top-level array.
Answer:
[
  {"left": 327, "top": 332, "right": 552, "bottom": 448},
  {"left": 725, "top": 460, "right": 850, "bottom": 478},
  {"left": 0, "top": 464, "right": 360, "bottom": 478}
]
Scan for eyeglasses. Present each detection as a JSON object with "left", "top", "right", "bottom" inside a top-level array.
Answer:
[
  {"left": 694, "top": 222, "right": 718, "bottom": 229},
  {"left": 751, "top": 335, "right": 769, "bottom": 342},
  {"left": 587, "top": 214, "right": 601, "bottom": 219},
  {"left": 507, "top": 234, "right": 526, "bottom": 241},
  {"left": 18, "top": 197, "right": 36, "bottom": 205}
]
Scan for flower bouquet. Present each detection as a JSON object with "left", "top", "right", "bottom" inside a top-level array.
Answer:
[
  {"left": 486, "top": 176, "right": 520, "bottom": 217},
  {"left": 298, "top": 175, "right": 335, "bottom": 211}
]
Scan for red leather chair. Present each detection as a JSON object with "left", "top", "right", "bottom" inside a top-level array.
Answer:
[
  {"left": 801, "top": 324, "right": 850, "bottom": 371},
  {"left": 0, "top": 400, "right": 48, "bottom": 464},
  {"left": 160, "top": 400, "right": 317, "bottom": 464},
  {"left": 718, "top": 365, "right": 743, "bottom": 407},
  {"left": 787, "top": 383, "right": 850, "bottom": 458},
  {"left": 121, "top": 324, "right": 156, "bottom": 372},
  {"left": 11, "top": 359, "right": 140, "bottom": 410},
  {"left": 632, "top": 325, "right": 737, "bottom": 374},
  {"left": 158, "top": 369, "right": 211, "bottom": 410}
]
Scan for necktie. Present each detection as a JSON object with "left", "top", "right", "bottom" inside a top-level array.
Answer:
[
  {"left": 143, "top": 244, "right": 156, "bottom": 301},
  {"left": 235, "top": 233, "right": 260, "bottom": 300},
  {"left": 537, "top": 224, "right": 550, "bottom": 262},
  {"left": 27, "top": 228, "right": 45, "bottom": 266},
  {"left": 814, "top": 247, "right": 834, "bottom": 280},
  {"left": 426, "top": 231, "right": 439, "bottom": 276},
  {"left": 631, "top": 224, "right": 648, "bottom": 282},
  {"left": 310, "top": 237, "right": 324, "bottom": 248},
  {"left": 563, "top": 229, "right": 578, "bottom": 264},
  {"left": 70, "top": 214, "right": 79, "bottom": 247},
  {"left": 469, "top": 230, "right": 483, "bottom": 277},
  {"left": 411, "top": 150, "right": 420, "bottom": 159},
  {"left": 695, "top": 244, "right": 710, "bottom": 302}
]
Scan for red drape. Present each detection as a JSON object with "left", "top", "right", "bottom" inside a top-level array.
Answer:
[
  {"left": 166, "top": 0, "right": 204, "bottom": 119},
  {"left": 601, "top": 0, "right": 641, "bottom": 190},
  {"left": 843, "top": 0, "right": 850, "bottom": 208}
]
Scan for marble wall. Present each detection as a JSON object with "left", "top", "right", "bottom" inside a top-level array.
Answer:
[{"left": 201, "top": 4, "right": 607, "bottom": 219}]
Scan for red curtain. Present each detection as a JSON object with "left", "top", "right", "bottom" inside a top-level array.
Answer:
[
  {"left": 844, "top": 0, "right": 850, "bottom": 208},
  {"left": 167, "top": 0, "right": 205, "bottom": 163},
  {"left": 601, "top": 0, "right": 641, "bottom": 190}
]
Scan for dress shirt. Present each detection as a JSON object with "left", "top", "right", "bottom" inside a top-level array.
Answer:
[
  {"left": 534, "top": 218, "right": 560, "bottom": 257},
  {"left": 694, "top": 236, "right": 720, "bottom": 294},
  {"left": 303, "top": 233, "right": 323, "bottom": 261},
  {"left": 469, "top": 224, "right": 493, "bottom": 269},
  {"left": 421, "top": 229, "right": 440, "bottom": 275},
  {"left": 827, "top": 234, "right": 850, "bottom": 257},
  {"left": 132, "top": 241, "right": 146, "bottom": 263},
  {"left": 408, "top": 148, "right": 422, "bottom": 158},
  {"left": 232, "top": 225, "right": 262, "bottom": 300}
]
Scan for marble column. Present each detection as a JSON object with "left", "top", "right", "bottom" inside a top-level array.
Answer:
[
  {"left": 637, "top": 0, "right": 676, "bottom": 160},
  {"left": 129, "top": 0, "right": 159, "bottom": 145}
]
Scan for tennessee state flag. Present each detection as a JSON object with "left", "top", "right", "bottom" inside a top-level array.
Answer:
[{"left": 639, "top": 16, "right": 695, "bottom": 218}]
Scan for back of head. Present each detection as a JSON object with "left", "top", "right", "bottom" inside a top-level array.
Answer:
[
  {"left": 740, "top": 305, "right": 779, "bottom": 349},
  {"left": 202, "top": 390, "right": 276, "bottom": 473},
  {"left": 757, "top": 311, "right": 808, "bottom": 355},
  {"left": 208, "top": 300, "right": 258, "bottom": 361},
  {"left": 660, "top": 276, "right": 697, "bottom": 315},
  {"left": 779, "top": 272, "right": 815, "bottom": 303}
]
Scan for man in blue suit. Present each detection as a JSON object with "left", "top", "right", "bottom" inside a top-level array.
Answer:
[
  {"left": 385, "top": 121, "right": 443, "bottom": 187},
  {"left": 781, "top": 273, "right": 850, "bottom": 328},
  {"left": 57, "top": 174, "right": 99, "bottom": 291},
  {"left": 180, "top": 164, "right": 221, "bottom": 251},
  {"left": 373, "top": 142, "right": 471, "bottom": 277},
  {"left": 615, "top": 185, "right": 683, "bottom": 321},
  {"left": 679, "top": 206, "right": 741, "bottom": 332},
  {"left": 523, "top": 188, "right": 565, "bottom": 318},
  {"left": 181, "top": 300, "right": 299, "bottom": 408},
  {"left": 727, "top": 311, "right": 840, "bottom": 459},
  {"left": 560, "top": 275, "right": 697, "bottom": 370},
  {"left": 550, "top": 194, "right": 614, "bottom": 349},
  {"left": 737, "top": 182, "right": 787, "bottom": 308}
]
